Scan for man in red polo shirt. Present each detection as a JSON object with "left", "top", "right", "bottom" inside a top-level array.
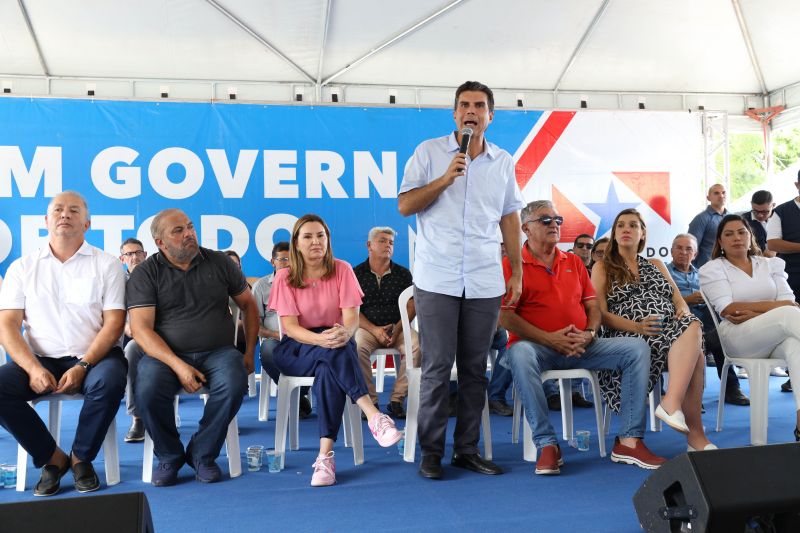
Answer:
[{"left": 500, "top": 200, "right": 665, "bottom": 474}]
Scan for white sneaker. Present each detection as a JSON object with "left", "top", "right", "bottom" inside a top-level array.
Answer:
[
  {"left": 737, "top": 367, "right": 748, "bottom": 379},
  {"left": 770, "top": 367, "right": 789, "bottom": 377}
]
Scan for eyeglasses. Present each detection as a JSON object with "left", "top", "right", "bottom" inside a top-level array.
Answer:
[
  {"left": 528, "top": 215, "right": 564, "bottom": 227},
  {"left": 592, "top": 249, "right": 606, "bottom": 257},
  {"left": 273, "top": 257, "right": 290, "bottom": 262},
  {"left": 751, "top": 209, "right": 772, "bottom": 216},
  {"left": 573, "top": 242, "right": 593, "bottom": 249},
  {"left": 121, "top": 251, "right": 146, "bottom": 258}
]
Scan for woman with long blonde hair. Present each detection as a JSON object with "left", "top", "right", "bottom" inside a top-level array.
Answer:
[{"left": 269, "top": 214, "right": 402, "bottom": 486}]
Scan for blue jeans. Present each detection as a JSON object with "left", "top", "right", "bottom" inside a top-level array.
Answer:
[
  {"left": 487, "top": 328, "right": 513, "bottom": 401},
  {"left": 506, "top": 337, "right": 650, "bottom": 448},
  {"left": 0, "top": 348, "right": 127, "bottom": 467},
  {"left": 135, "top": 346, "right": 247, "bottom": 466}
]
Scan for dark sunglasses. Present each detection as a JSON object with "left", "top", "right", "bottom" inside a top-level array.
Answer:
[
  {"left": 529, "top": 215, "right": 564, "bottom": 227},
  {"left": 573, "top": 242, "right": 593, "bottom": 249}
]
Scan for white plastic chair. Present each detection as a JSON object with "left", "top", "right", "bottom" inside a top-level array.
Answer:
[
  {"left": 273, "top": 374, "right": 363, "bottom": 465},
  {"left": 16, "top": 394, "right": 119, "bottom": 491},
  {"left": 398, "top": 286, "right": 493, "bottom": 463},
  {"left": 511, "top": 370, "right": 607, "bottom": 461},
  {"left": 270, "top": 319, "right": 363, "bottom": 465},
  {"left": 372, "top": 348, "right": 401, "bottom": 393},
  {"left": 701, "top": 290, "right": 786, "bottom": 446},
  {"left": 0, "top": 345, "right": 6, "bottom": 365},
  {"left": 142, "top": 389, "right": 241, "bottom": 482},
  {"left": 231, "top": 305, "right": 257, "bottom": 398}
]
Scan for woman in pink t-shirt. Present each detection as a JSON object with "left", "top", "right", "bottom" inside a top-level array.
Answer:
[{"left": 269, "top": 214, "right": 402, "bottom": 487}]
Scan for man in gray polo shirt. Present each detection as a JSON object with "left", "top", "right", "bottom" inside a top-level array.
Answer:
[{"left": 127, "top": 208, "right": 259, "bottom": 486}]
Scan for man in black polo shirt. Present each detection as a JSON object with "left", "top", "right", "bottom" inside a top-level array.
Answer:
[
  {"left": 127, "top": 208, "right": 259, "bottom": 486},
  {"left": 354, "top": 226, "right": 419, "bottom": 418}
]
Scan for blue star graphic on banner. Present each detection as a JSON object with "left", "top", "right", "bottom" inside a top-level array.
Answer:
[{"left": 584, "top": 182, "right": 641, "bottom": 238}]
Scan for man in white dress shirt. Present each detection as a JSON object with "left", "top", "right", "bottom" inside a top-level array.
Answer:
[
  {"left": 398, "top": 81, "right": 523, "bottom": 479},
  {"left": 0, "top": 191, "right": 127, "bottom": 496}
]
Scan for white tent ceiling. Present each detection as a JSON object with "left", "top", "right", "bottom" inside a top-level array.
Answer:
[{"left": 1, "top": 0, "right": 800, "bottom": 124}]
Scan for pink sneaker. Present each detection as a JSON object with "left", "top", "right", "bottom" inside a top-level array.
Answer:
[
  {"left": 311, "top": 451, "right": 335, "bottom": 487},
  {"left": 368, "top": 413, "right": 403, "bottom": 447}
]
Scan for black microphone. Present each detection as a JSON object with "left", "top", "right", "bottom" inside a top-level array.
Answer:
[{"left": 459, "top": 127, "right": 473, "bottom": 154}]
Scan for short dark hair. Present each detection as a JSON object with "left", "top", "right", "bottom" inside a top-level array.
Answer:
[
  {"left": 573, "top": 234, "right": 594, "bottom": 246},
  {"left": 120, "top": 237, "right": 144, "bottom": 253},
  {"left": 797, "top": 169, "right": 800, "bottom": 182},
  {"left": 454, "top": 81, "right": 494, "bottom": 113},
  {"left": 751, "top": 190, "right": 773, "bottom": 204},
  {"left": 271, "top": 241, "right": 289, "bottom": 258}
]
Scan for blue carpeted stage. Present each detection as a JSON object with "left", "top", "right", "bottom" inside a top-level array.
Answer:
[{"left": 0, "top": 372, "right": 797, "bottom": 532}]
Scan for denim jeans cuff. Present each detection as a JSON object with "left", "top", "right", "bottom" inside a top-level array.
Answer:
[{"left": 533, "top": 435, "right": 559, "bottom": 449}]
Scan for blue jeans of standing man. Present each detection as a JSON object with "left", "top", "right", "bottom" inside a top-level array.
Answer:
[
  {"left": 506, "top": 336, "right": 650, "bottom": 449},
  {"left": 135, "top": 346, "right": 247, "bottom": 467}
]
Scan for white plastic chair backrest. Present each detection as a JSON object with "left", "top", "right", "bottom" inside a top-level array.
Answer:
[
  {"left": 699, "top": 289, "right": 731, "bottom": 357},
  {"left": 398, "top": 286, "right": 415, "bottom": 371},
  {"left": 232, "top": 305, "right": 241, "bottom": 345}
]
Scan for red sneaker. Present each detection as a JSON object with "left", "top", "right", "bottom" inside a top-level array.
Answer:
[
  {"left": 610, "top": 437, "right": 666, "bottom": 470},
  {"left": 535, "top": 444, "right": 564, "bottom": 475}
]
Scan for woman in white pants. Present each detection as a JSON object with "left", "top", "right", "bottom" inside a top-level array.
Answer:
[{"left": 699, "top": 213, "right": 800, "bottom": 442}]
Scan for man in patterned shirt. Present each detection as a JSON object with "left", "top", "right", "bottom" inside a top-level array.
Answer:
[{"left": 354, "top": 227, "right": 419, "bottom": 419}]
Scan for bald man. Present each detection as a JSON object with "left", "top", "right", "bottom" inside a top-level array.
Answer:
[{"left": 688, "top": 183, "right": 728, "bottom": 268}]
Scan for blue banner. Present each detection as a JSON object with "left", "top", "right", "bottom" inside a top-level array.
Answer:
[{"left": 0, "top": 97, "right": 542, "bottom": 276}]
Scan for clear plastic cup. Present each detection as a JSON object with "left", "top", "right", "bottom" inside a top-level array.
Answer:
[
  {"left": 397, "top": 431, "right": 405, "bottom": 456},
  {"left": 575, "top": 430, "right": 590, "bottom": 452},
  {"left": 2, "top": 464, "right": 17, "bottom": 489},
  {"left": 246, "top": 445, "right": 264, "bottom": 472},
  {"left": 265, "top": 449, "right": 282, "bottom": 473}
]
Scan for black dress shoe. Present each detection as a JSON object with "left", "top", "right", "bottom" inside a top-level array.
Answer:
[
  {"left": 571, "top": 392, "right": 593, "bottom": 408},
  {"left": 299, "top": 395, "right": 312, "bottom": 419},
  {"left": 419, "top": 455, "right": 442, "bottom": 479},
  {"left": 795, "top": 426, "right": 800, "bottom": 442},
  {"left": 33, "top": 462, "right": 70, "bottom": 497},
  {"left": 72, "top": 461, "right": 100, "bottom": 493},
  {"left": 724, "top": 388, "right": 750, "bottom": 406},
  {"left": 781, "top": 379, "right": 793, "bottom": 393},
  {"left": 124, "top": 418, "right": 145, "bottom": 442},
  {"left": 387, "top": 401, "right": 407, "bottom": 419},
  {"left": 451, "top": 453, "right": 503, "bottom": 475},
  {"left": 488, "top": 399, "right": 514, "bottom": 416},
  {"left": 547, "top": 394, "right": 561, "bottom": 411}
]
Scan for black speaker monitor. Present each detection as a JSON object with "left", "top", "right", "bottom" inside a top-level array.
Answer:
[
  {"left": 0, "top": 491, "right": 154, "bottom": 533},
  {"left": 634, "top": 443, "right": 800, "bottom": 532}
]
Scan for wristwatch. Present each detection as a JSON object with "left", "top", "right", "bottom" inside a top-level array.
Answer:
[
  {"left": 76, "top": 360, "right": 92, "bottom": 371},
  {"left": 584, "top": 328, "right": 596, "bottom": 343}
]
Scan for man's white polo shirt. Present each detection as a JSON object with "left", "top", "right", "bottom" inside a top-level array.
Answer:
[{"left": 0, "top": 241, "right": 126, "bottom": 358}]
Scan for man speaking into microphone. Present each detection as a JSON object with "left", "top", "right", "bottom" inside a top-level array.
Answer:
[{"left": 398, "top": 81, "right": 524, "bottom": 479}]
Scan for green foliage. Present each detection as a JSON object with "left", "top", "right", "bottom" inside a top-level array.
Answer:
[
  {"left": 773, "top": 127, "right": 800, "bottom": 172},
  {"left": 726, "top": 132, "right": 765, "bottom": 202}
]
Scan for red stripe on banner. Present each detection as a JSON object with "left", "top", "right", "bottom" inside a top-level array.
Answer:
[{"left": 514, "top": 111, "right": 576, "bottom": 190}]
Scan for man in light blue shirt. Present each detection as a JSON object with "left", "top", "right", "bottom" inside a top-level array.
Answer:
[
  {"left": 398, "top": 81, "right": 523, "bottom": 480},
  {"left": 688, "top": 183, "right": 728, "bottom": 268}
]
